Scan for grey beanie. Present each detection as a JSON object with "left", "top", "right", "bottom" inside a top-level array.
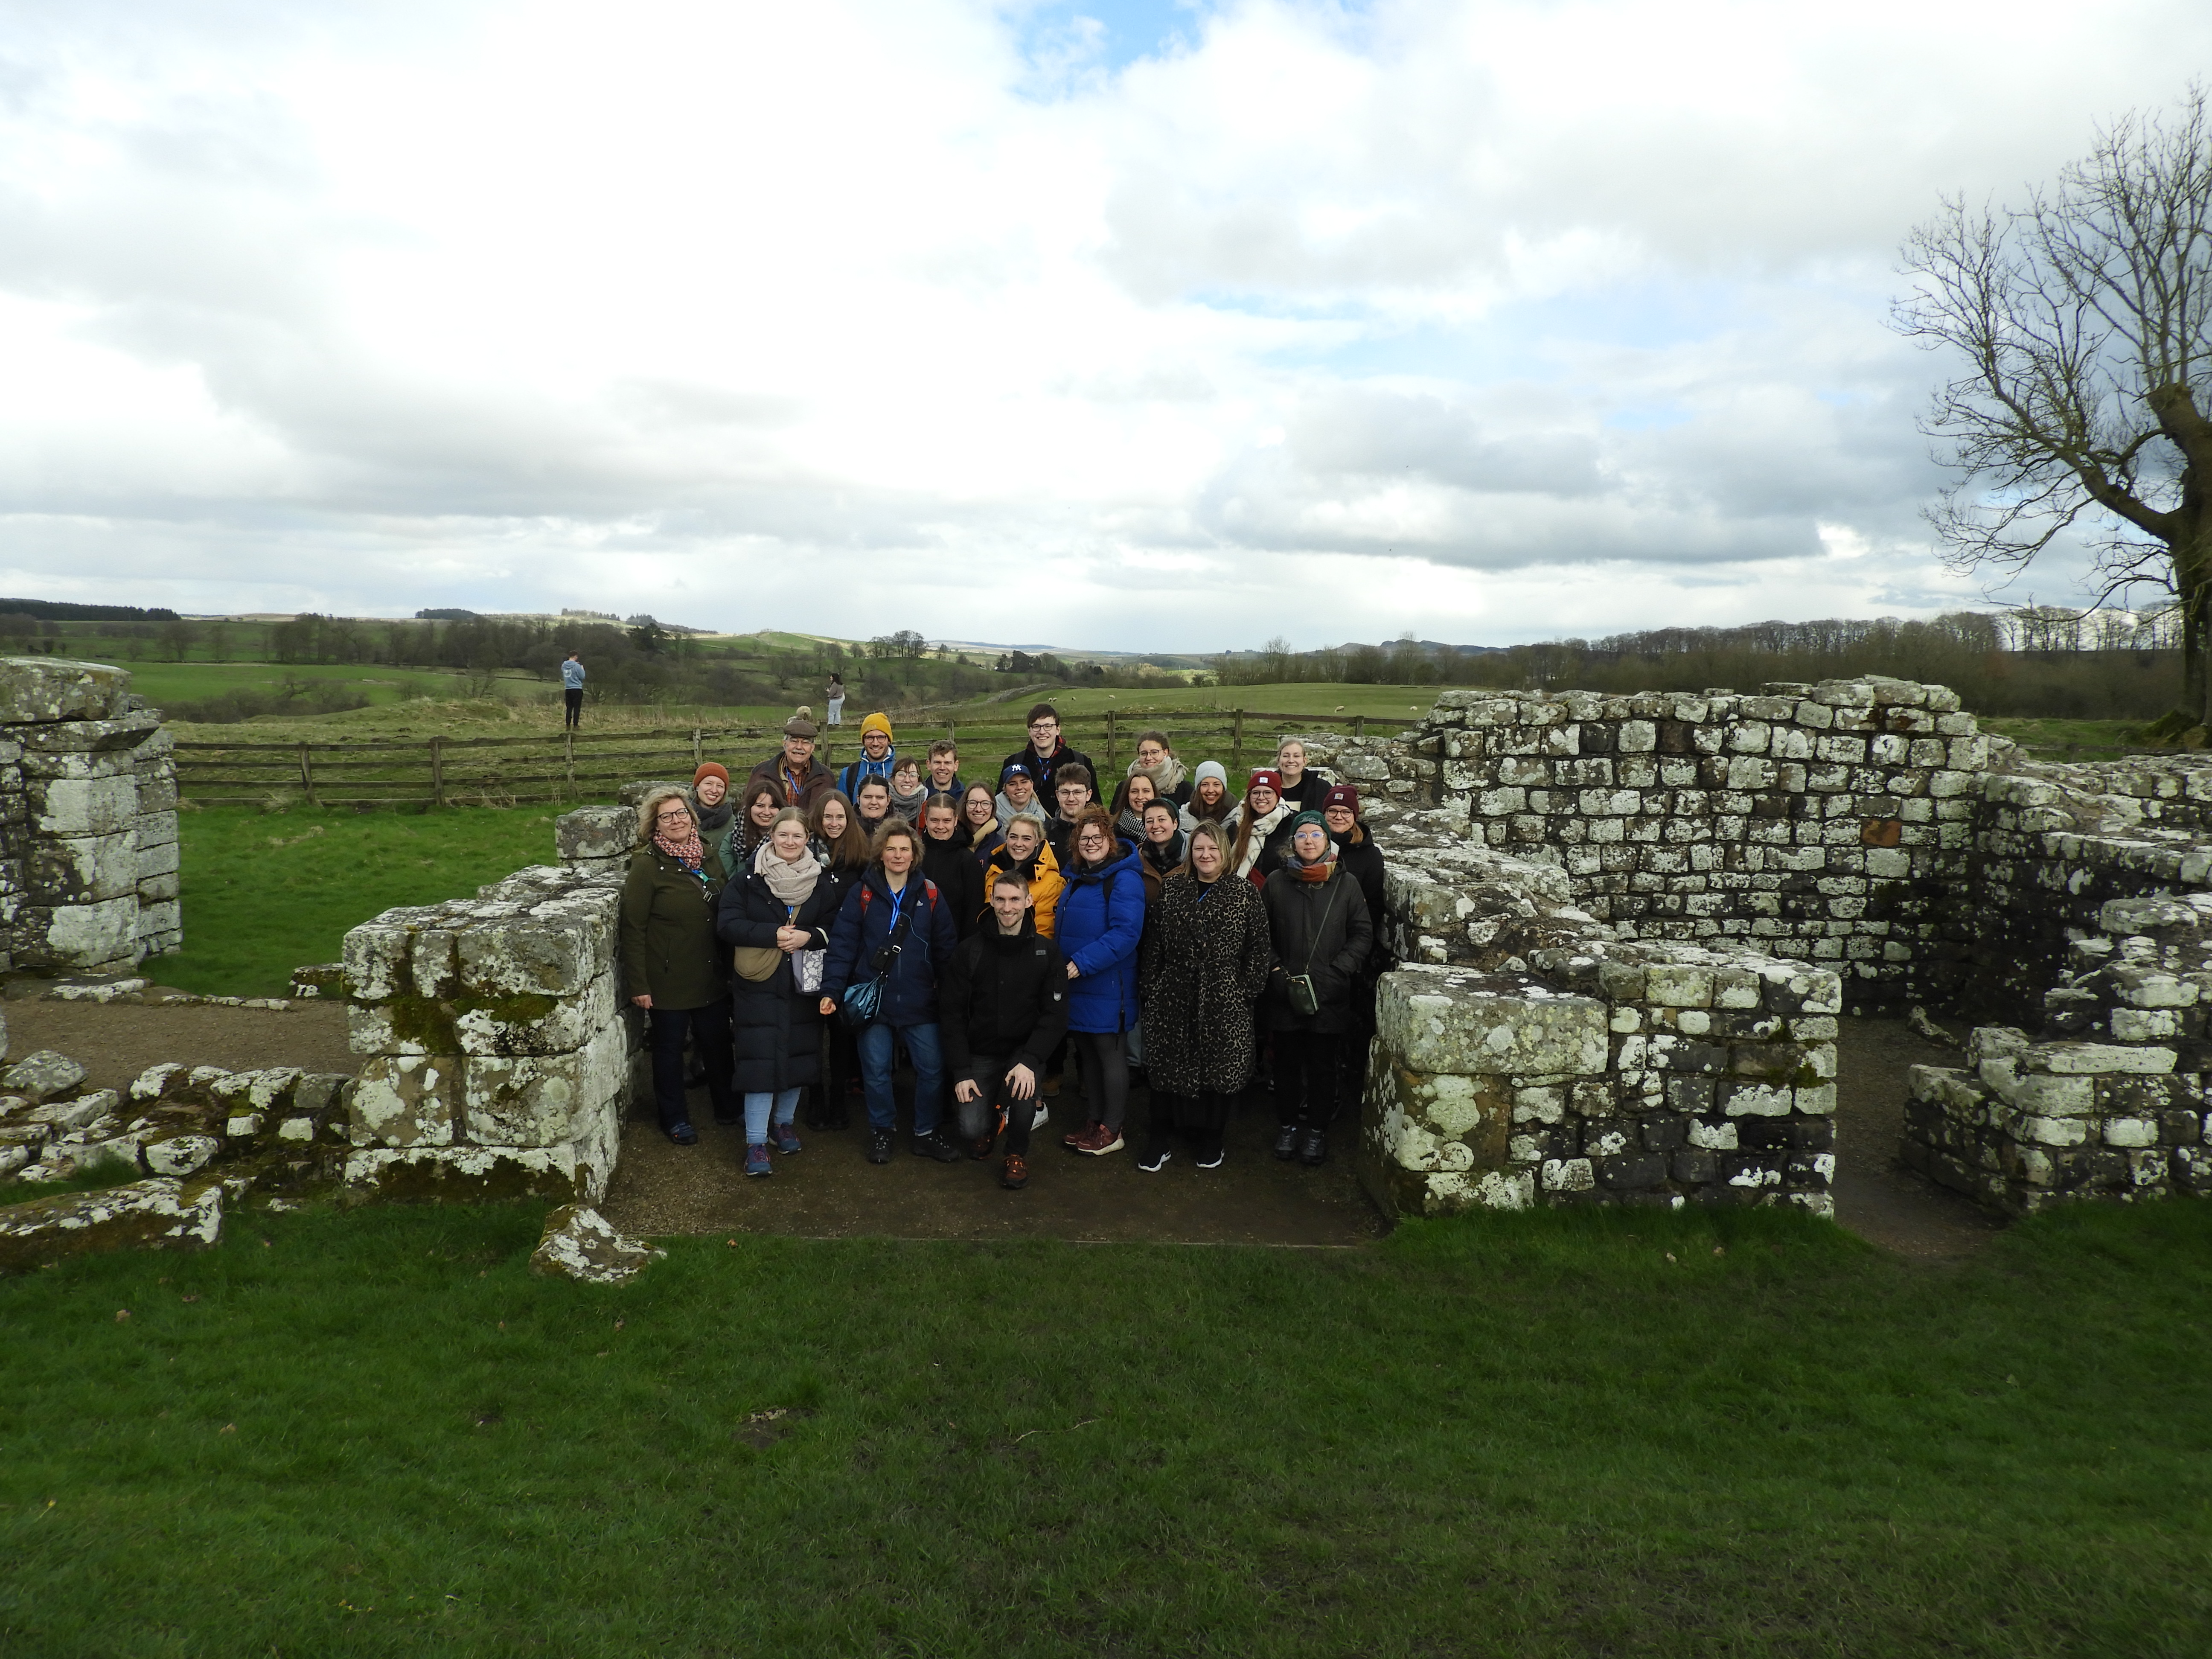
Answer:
[{"left": 1195, "top": 760, "right": 1227, "bottom": 786}]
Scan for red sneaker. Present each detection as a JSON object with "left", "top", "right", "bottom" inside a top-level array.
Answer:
[
  {"left": 1079, "top": 1124, "right": 1124, "bottom": 1156},
  {"left": 1063, "top": 1121, "right": 1094, "bottom": 1151}
]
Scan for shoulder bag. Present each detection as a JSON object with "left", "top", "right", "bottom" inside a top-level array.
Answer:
[{"left": 1284, "top": 874, "right": 1342, "bottom": 1019}]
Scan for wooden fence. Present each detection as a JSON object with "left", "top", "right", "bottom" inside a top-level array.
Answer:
[{"left": 173, "top": 707, "right": 1392, "bottom": 808}]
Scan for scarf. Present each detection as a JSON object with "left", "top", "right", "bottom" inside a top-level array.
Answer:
[
  {"left": 1115, "top": 807, "right": 1150, "bottom": 844},
  {"left": 1130, "top": 755, "right": 1187, "bottom": 796},
  {"left": 756, "top": 839, "right": 821, "bottom": 907},
  {"left": 1142, "top": 829, "right": 1186, "bottom": 873},
  {"left": 1291, "top": 851, "right": 1337, "bottom": 885},
  {"left": 693, "top": 796, "right": 734, "bottom": 835},
  {"left": 1232, "top": 799, "right": 1292, "bottom": 879},
  {"left": 654, "top": 824, "right": 705, "bottom": 872}
]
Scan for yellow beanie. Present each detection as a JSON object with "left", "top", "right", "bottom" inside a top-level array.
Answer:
[{"left": 861, "top": 711, "right": 894, "bottom": 741}]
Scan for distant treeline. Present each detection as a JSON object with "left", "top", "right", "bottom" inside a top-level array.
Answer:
[
  {"left": 1211, "top": 612, "right": 2183, "bottom": 720},
  {"left": 0, "top": 599, "right": 182, "bottom": 622}
]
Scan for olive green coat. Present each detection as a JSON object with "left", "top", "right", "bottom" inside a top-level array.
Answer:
[{"left": 619, "top": 844, "right": 732, "bottom": 1010}]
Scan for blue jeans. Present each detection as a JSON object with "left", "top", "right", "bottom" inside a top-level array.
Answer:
[
  {"left": 744, "top": 1088, "right": 802, "bottom": 1144},
  {"left": 856, "top": 1021, "right": 946, "bottom": 1138}
]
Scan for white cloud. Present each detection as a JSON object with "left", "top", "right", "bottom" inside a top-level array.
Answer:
[{"left": 0, "top": 0, "right": 2201, "bottom": 646}]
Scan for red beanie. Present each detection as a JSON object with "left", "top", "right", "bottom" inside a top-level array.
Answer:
[
  {"left": 1323, "top": 783, "right": 1359, "bottom": 814},
  {"left": 693, "top": 762, "right": 730, "bottom": 788},
  {"left": 1248, "top": 768, "right": 1284, "bottom": 796}
]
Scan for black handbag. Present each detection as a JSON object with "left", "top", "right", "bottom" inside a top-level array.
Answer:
[{"left": 839, "top": 897, "right": 915, "bottom": 1030}]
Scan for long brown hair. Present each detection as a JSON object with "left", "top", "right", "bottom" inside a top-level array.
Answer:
[
  {"left": 735, "top": 777, "right": 785, "bottom": 856},
  {"left": 808, "top": 789, "right": 870, "bottom": 868},
  {"left": 1227, "top": 777, "right": 1280, "bottom": 878}
]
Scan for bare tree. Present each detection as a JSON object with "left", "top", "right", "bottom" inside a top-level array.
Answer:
[{"left": 1894, "top": 86, "right": 2212, "bottom": 713}]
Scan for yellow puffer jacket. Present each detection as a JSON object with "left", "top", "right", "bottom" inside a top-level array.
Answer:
[{"left": 980, "top": 839, "right": 1065, "bottom": 937}]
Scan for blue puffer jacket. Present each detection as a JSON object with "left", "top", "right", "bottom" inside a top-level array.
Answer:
[
  {"left": 823, "top": 864, "right": 958, "bottom": 1028},
  {"left": 1055, "top": 837, "right": 1147, "bottom": 1034}
]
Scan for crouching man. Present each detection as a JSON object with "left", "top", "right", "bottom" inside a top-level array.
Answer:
[{"left": 940, "top": 868, "right": 1069, "bottom": 1190}]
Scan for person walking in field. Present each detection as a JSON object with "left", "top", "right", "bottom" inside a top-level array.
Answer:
[
  {"left": 718, "top": 808, "right": 840, "bottom": 1178},
  {"left": 826, "top": 672, "right": 846, "bottom": 728},
  {"left": 1261, "top": 811, "right": 1374, "bottom": 1167},
  {"left": 562, "top": 652, "right": 585, "bottom": 729},
  {"left": 1137, "top": 820, "right": 1273, "bottom": 1171},
  {"left": 941, "top": 867, "right": 1070, "bottom": 1190},
  {"left": 619, "top": 786, "right": 736, "bottom": 1145}
]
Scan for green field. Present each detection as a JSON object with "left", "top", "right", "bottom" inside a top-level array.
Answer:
[
  {"left": 157, "top": 807, "right": 562, "bottom": 996},
  {"left": 2, "top": 1199, "right": 2206, "bottom": 1655}
]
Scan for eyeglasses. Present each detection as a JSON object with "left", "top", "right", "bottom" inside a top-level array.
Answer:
[{"left": 1028, "top": 721, "right": 1057, "bottom": 733}]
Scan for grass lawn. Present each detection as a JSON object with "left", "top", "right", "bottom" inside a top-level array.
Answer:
[
  {"left": 156, "top": 806, "right": 562, "bottom": 997},
  {"left": 0, "top": 1199, "right": 2206, "bottom": 1655},
  {"left": 1980, "top": 717, "right": 2152, "bottom": 761}
]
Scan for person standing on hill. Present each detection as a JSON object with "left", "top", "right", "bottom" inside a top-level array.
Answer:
[
  {"left": 941, "top": 868, "right": 1069, "bottom": 1190},
  {"left": 562, "top": 652, "right": 586, "bottom": 729},
  {"left": 838, "top": 713, "right": 898, "bottom": 799},
  {"left": 750, "top": 711, "right": 835, "bottom": 812},
  {"left": 1000, "top": 704, "right": 1093, "bottom": 801},
  {"left": 826, "top": 672, "right": 846, "bottom": 728}
]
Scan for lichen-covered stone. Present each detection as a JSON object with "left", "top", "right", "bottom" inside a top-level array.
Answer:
[
  {"left": 0, "top": 658, "right": 132, "bottom": 725},
  {"left": 529, "top": 1202, "right": 664, "bottom": 1283},
  {"left": 3, "top": 1049, "right": 86, "bottom": 1102},
  {"left": 0, "top": 1175, "right": 222, "bottom": 1272},
  {"left": 1377, "top": 968, "right": 1607, "bottom": 1077}
]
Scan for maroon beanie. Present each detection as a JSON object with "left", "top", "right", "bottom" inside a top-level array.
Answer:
[{"left": 1323, "top": 783, "right": 1360, "bottom": 814}]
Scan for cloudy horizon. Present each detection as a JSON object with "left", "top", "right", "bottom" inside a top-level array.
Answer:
[{"left": 0, "top": 0, "right": 2204, "bottom": 652}]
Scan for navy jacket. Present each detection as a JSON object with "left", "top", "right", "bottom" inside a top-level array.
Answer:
[
  {"left": 1054, "top": 837, "right": 1147, "bottom": 1035},
  {"left": 823, "top": 865, "right": 959, "bottom": 1028}
]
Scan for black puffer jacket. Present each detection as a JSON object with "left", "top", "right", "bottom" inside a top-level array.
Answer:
[
  {"left": 1333, "top": 827, "right": 1387, "bottom": 971},
  {"left": 1260, "top": 863, "right": 1375, "bottom": 1034},
  {"left": 715, "top": 853, "right": 842, "bottom": 1095},
  {"left": 938, "top": 915, "right": 1069, "bottom": 1084}
]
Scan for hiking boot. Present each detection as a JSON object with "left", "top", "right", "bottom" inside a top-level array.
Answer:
[
  {"left": 866, "top": 1129, "right": 895, "bottom": 1164},
  {"left": 744, "top": 1143, "right": 773, "bottom": 1177},
  {"left": 914, "top": 1130, "right": 963, "bottom": 1164},
  {"left": 773, "top": 1121, "right": 802, "bottom": 1156},
  {"left": 1135, "top": 1144, "right": 1171, "bottom": 1173},
  {"left": 999, "top": 1153, "right": 1030, "bottom": 1190},
  {"left": 1272, "top": 1124, "right": 1300, "bottom": 1160},
  {"left": 1299, "top": 1127, "right": 1328, "bottom": 1166},
  {"left": 1080, "top": 1125, "right": 1124, "bottom": 1157}
]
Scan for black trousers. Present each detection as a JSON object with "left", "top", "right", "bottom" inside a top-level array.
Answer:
[
  {"left": 649, "top": 1000, "right": 733, "bottom": 1131},
  {"left": 1273, "top": 1028, "right": 1344, "bottom": 1129},
  {"left": 564, "top": 687, "right": 584, "bottom": 727},
  {"left": 954, "top": 1053, "right": 1041, "bottom": 1156},
  {"left": 1147, "top": 1090, "right": 1234, "bottom": 1158}
]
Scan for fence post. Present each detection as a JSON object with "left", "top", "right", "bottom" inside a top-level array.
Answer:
[
  {"left": 565, "top": 729, "right": 576, "bottom": 800},
  {"left": 1231, "top": 709, "right": 1244, "bottom": 775},
  {"left": 1105, "top": 707, "right": 1117, "bottom": 774},
  {"left": 692, "top": 727, "right": 702, "bottom": 767},
  {"left": 1354, "top": 715, "right": 1366, "bottom": 738},
  {"left": 430, "top": 736, "right": 446, "bottom": 809},
  {"left": 297, "top": 742, "right": 316, "bottom": 805}
]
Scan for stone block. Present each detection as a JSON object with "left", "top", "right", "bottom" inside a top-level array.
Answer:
[
  {"left": 3, "top": 1049, "right": 87, "bottom": 1101},
  {"left": 0, "top": 658, "right": 132, "bottom": 725},
  {"left": 462, "top": 1022, "right": 627, "bottom": 1147},
  {"left": 24, "top": 775, "right": 138, "bottom": 838},
  {"left": 530, "top": 1203, "right": 665, "bottom": 1283},
  {"left": 349, "top": 1054, "right": 458, "bottom": 1147},
  {"left": 22, "top": 831, "right": 140, "bottom": 905},
  {"left": 453, "top": 902, "right": 617, "bottom": 999},
  {"left": 1375, "top": 967, "right": 1608, "bottom": 1077},
  {"left": 143, "top": 1134, "right": 221, "bottom": 1176},
  {"left": 2017, "top": 1042, "right": 2176, "bottom": 1077},
  {"left": 556, "top": 806, "right": 635, "bottom": 864},
  {"left": 341, "top": 1143, "right": 601, "bottom": 1205},
  {"left": 0, "top": 1175, "right": 222, "bottom": 1270},
  {"left": 12, "top": 897, "right": 141, "bottom": 970}
]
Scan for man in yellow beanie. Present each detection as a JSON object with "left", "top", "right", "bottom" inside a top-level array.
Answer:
[{"left": 837, "top": 711, "right": 897, "bottom": 800}]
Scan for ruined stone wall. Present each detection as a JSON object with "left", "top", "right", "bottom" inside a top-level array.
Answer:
[
  {"left": 0, "top": 658, "right": 180, "bottom": 974},
  {"left": 1352, "top": 806, "right": 1839, "bottom": 1218},
  {"left": 340, "top": 861, "right": 636, "bottom": 1203}
]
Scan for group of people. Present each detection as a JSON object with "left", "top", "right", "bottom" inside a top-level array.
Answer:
[{"left": 617, "top": 702, "right": 1387, "bottom": 1192}]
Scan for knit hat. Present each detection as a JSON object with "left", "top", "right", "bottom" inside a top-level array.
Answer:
[
  {"left": 1248, "top": 768, "right": 1284, "bottom": 796},
  {"left": 693, "top": 761, "right": 730, "bottom": 789},
  {"left": 1322, "top": 783, "right": 1359, "bottom": 814},
  {"left": 1291, "top": 809, "right": 1328, "bottom": 834},
  {"left": 861, "top": 711, "right": 894, "bottom": 741},
  {"left": 1194, "top": 760, "right": 1227, "bottom": 788},
  {"left": 783, "top": 712, "right": 818, "bottom": 739}
]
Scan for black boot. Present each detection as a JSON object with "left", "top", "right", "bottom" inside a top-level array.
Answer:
[{"left": 1272, "top": 1124, "right": 1300, "bottom": 1160}]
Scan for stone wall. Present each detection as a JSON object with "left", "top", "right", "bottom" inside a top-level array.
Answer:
[
  {"left": 0, "top": 658, "right": 180, "bottom": 974},
  {"left": 340, "top": 861, "right": 637, "bottom": 1204}
]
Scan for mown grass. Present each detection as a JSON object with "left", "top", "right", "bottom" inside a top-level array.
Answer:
[
  {"left": 1980, "top": 717, "right": 2149, "bottom": 761},
  {"left": 157, "top": 806, "right": 560, "bottom": 997},
  {"left": 0, "top": 1199, "right": 2206, "bottom": 1656}
]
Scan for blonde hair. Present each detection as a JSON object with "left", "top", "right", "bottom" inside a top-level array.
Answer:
[
  {"left": 1185, "top": 818, "right": 1231, "bottom": 878},
  {"left": 635, "top": 786, "right": 693, "bottom": 847}
]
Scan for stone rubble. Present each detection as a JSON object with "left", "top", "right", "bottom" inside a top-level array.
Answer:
[
  {"left": 0, "top": 1174, "right": 224, "bottom": 1271},
  {"left": 529, "top": 1201, "right": 665, "bottom": 1283}
]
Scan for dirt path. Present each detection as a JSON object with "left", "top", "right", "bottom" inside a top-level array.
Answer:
[
  {"left": 1831, "top": 1014, "right": 2004, "bottom": 1260},
  {"left": 3, "top": 996, "right": 354, "bottom": 1090},
  {"left": 0, "top": 995, "right": 2004, "bottom": 1258}
]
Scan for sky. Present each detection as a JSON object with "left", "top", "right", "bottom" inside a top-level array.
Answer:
[{"left": 0, "top": 0, "right": 2206, "bottom": 651}]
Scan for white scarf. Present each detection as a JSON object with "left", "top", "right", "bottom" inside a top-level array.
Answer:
[{"left": 1231, "top": 799, "right": 1292, "bottom": 879}]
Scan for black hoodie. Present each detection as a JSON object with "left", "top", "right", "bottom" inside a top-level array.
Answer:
[
  {"left": 920, "top": 828, "right": 984, "bottom": 940},
  {"left": 939, "top": 914, "right": 1070, "bottom": 1083}
]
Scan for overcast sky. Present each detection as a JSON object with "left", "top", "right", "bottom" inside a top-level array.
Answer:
[{"left": 0, "top": 0, "right": 2205, "bottom": 650}]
